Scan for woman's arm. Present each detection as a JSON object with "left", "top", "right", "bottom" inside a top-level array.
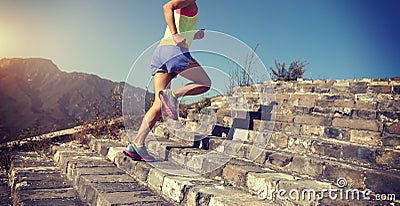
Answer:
[{"left": 163, "top": 0, "right": 196, "bottom": 47}]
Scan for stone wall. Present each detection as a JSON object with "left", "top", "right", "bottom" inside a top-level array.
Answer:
[
  {"left": 206, "top": 78, "right": 400, "bottom": 162},
  {"left": 179, "top": 78, "right": 400, "bottom": 195}
]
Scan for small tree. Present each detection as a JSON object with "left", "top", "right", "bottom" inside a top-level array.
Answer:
[{"left": 269, "top": 59, "right": 308, "bottom": 81}]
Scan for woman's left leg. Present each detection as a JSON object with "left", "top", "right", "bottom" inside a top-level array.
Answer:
[{"left": 132, "top": 72, "right": 173, "bottom": 145}]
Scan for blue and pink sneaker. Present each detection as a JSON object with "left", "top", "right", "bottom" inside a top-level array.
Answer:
[{"left": 123, "top": 142, "right": 155, "bottom": 162}]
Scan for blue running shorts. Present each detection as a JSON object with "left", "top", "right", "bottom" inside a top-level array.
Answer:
[{"left": 150, "top": 45, "right": 196, "bottom": 77}]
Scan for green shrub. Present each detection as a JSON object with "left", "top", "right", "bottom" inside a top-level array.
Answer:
[{"left": 269, "top": 59, "right": 308, "bottom": 81}]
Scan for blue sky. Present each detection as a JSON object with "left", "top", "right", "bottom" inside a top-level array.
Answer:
[{"left": 1, "top": 0, "right": 399, "bottom": 83}]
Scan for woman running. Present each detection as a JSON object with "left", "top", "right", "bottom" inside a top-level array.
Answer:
[{"left": 124, "top": 0, "right": 211, "bottom": 161}]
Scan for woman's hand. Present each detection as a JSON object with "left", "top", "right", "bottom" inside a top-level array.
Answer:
[
  {"left": 173, "top": 33, "right": 188, "bottom": 48},
  {"left": 193, "top": 29, "right": 205, "bottom": 40}
]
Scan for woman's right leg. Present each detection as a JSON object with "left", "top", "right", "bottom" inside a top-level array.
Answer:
[{"left": 132, "top": 72, "right": 173, "bottom": 145}]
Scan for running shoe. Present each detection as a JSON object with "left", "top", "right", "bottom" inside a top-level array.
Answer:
[
  {"left": 159, "top": 89, "right": 179, "bottom": 120},
  {"left": 123, "top": 142, "right": 155, "bottom": 162}
]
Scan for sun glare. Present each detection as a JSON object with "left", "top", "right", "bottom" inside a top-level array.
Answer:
[{"left": 0, "top": 22, "right": 17, "bottom": 57}]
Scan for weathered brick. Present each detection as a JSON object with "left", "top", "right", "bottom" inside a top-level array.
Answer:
[
  {"left": 310, "top": 141, "right": 341, "bottom": 158},
  {"left": 349, "top": 82, "right": 368, "bottom": 94},
  {"left": 265, "top": 153, "right": 293, "bottom": 168},
  {"left": 355, "top": 100, "right": 377, "bottom": 110},
  {"left": 253, "top": 120, "right": 275, "bottom": 131},
  {"left": 187, "top": 185, "right": 259, "bottom": 206},
  {"left": 324, "top": 127, "right": 350, "bottom": 141},
  {"left": 222, "top": 164, "right": 263, "bottom": 188},
  {"left": 161, "top": 176, "right": 195, "bottom": 203},
  {"left": 349, "top": 130, "right": 382, "bottom": 146},
  {"left": 330, "top": 86, "right": 350, "bottom": 94},
  {"left": 292, "top": 106, "right": 312, "bottom": 114},
  {"left": 147, "top": 169, "right": 167, "bottom": 191},
  {"left": 325, "top": 94, "right": 352, "bottom": 100},
  {"left": 314, "top": 87, "right": 330, "bottom": 93},
  {"left": 387, "top": 123, "right": 400, "bottom": 134},
  {"left": 365, "top": 171, "right": 400, "bottom": 196},
  {"left": 133, "top": 162, "right": 152, "bottom": 182},
  {"left": 247, "top": 149, "right": 271, "bottom": 164},
  {"left": 287, "top": 137, "right": 313, "bottom": 153},
  {"left": 268, "top": 132, "right": 288, "bottom": 149},
  {"left": 393, "top": 85, "right": 400, "bottom": 94},
  {"left": 300, "top": 125, "right": 324, "bottom": 136},
  {"left": 285, "top": 87, "right": 296, "bottom": 93},
  {"left": 311, "top": 107, "right": 331, "bottom": 116},
  {"left": 294, "top": 115, "right": 332, "bottom": 126},
  {"left": 382, "top": 135, "right": 400, "bottom": 147},
  {"left": 341, "top": 145, "right": 376, "bottom": 164},
  {"left": 290, "top": 156, "right": 325, "bottom": 178},
  {"left": 106, "top": 147, "right": 125, "bottom": 163},
  {"left": 369, "top": 85, "right": 391, "bottom": 93},
  {"left": 233, "top": 129, "right": 249, "bottom": 142},
  {"left": 333, "top": 100, "right": 355, "bottom": 108},
  {"left": 376, "top": 149, "right": 400, "bottom": 169},
  {"left": 282, "top": 98, "right": 299, "bottom": 108},
  {"left": 274, "top": 113, "right": 295, "bottom": 123},
  {"left": 96, "top": 191, "right": 163, "bottom": 206},
  {"left": 378, "top": 112, "right": 400, "bottom": 124},
  {"left": 315, "top": 99, "right": 334, "bottom": 107},
  {"left": 298, "top": 84, "right": 315, "bottom": 93},
  {"left": 377, "top": 101, "right": 400, "bottom": 112},
  {"left": 298, "top": 97, "right": 316, "bottom": 107},
  {"left": 351, "top": 110, "right": 376, "bottom": 120},
  {"left": 281, "top": 123, "right": 301, "bottom": 135},
  {"left": 332, "top": 118, "right": 380, "bottom": 131},
  {"left": 322, "top": 164, "right": 364, "bottom": 189},
  {"left": 246, "top": 172, "right": 295, "bottom": 194}
]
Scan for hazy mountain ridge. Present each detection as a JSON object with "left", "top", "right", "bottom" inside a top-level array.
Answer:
[{"left": 0, "top": 58, "right": 144, "bottom": 143}]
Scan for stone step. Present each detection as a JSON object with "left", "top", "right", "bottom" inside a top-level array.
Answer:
[
  {"left": 51, "top": 142, "right": 171, "bottom": 206},
  {"left": 9, "top": 151, "right": 84, "bottom": 206},
  {"left": 149, "top": 138, "right": 399, "bottom": 206},
  {"left": 205, "top": 137, "right": 400, "bottom": 198},
  {"left": 0, "top": 169, "right": 11, "bottom": 206},
  {"left": 89, "top": 139, "right": 280, "bottom": 206},
  {"left": 153, "top": 120, "right": 399, "bottom": 171},
  {"left": 148, "top": 140, "right": 341, "bottom": 206},
  {"left": 231, "top": 128, "right": 400, "bottom": 170}
]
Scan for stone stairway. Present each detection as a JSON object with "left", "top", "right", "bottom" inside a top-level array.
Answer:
[
  {"left": 8, "top": 151, "right": 84, "bottom": 205},
  {"left": 89, "top": 138, "right": 279, "bottom": 205},
  {"left": 142, "top": 78, "right": 400, "bottom": 205},
  {"left": 5, "top": 143, "right": 173, "bottom": 205},
  {"left": 3, "top": 78, "right": 399, "bottom": 205},
  {"left": 0, "top": 169, "right": 11, "bottom": 205},
  {"left": 51, "top": 142, "right": 171, "bottom": 206}
]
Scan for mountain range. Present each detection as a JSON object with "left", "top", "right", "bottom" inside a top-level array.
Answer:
[{"left": 0, "top": 58, "right": 145, "bottom": 143}]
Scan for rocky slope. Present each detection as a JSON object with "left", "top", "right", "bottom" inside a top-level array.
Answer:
[{"left": 0, "top": 58, "right": 144, "bottom": 143}]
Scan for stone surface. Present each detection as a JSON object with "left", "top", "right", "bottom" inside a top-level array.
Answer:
[
  {"left": 349, "top": 130, "right": 382, "bottom": 146},
  {"left": 375, "top": 149, "right": 400, "bottom": 169},
  {"left": 332, "top": 118, "right": 380, "bottom": 131},
  {"left": 341, "top": 145, "right": 376, "bottom": 164},
  {"left": 51, "top": 142, "right": 171, "bottom": 205},
  {"left": 365, "top": 170, "right": 400, "bottom": 197},
  {"left": 323, "top": 127, "right": 350, "bottom": 141},
  {"left": 310, "top": 141, "right": 341, "bottom": 159},
  {"left": 222, "top": 164, "right": 264, "bottom": 188},
  {"left": 10, "top": 151, "right": 85, "bottom": 206},
  {"left": 96, "top": 191, "right": 167, "bottom": 206},
  {"left": 387, "top": 123, "right": 400, "bottom": 134}
]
